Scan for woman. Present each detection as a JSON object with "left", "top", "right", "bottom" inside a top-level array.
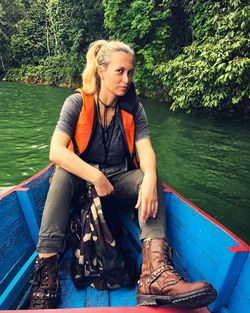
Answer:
[{"left": 28, "top": 40, "right": 217, "bottom": 310}]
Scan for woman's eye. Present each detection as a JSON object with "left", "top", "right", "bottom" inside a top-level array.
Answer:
[{"left": 117, "top": 69, "right": 124, "bottom": 74}]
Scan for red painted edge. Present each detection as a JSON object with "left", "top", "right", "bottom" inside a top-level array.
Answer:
[
  {"left": 0, "top": 306, "right": 210, "bottom": 313},
  {"left": 163, "top": 182, "right": 250, "bottom": 252},
  {"left": 16, "top": 187, "right": 29, "bottom": 191},
  {"left": 0, "top": 163, "right": 54, "bottom": 200}
]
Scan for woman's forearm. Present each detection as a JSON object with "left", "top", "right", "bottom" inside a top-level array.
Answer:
[
  {"left": 136, "top": 139, "right": 157, "bottom": 179},
  {"left": 50, "top": 145, "right": 102, "bottom": 185}
]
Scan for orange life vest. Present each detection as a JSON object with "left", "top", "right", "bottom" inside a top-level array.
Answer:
[{"left": 68, "top": 88, "right": 138, "bottom": 168}]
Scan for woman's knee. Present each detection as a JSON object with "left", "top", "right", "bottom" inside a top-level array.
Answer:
[
  {"left": 48, "top": 167, "right": 76, "bottom": 197},
  {"left": 133, "top": 169, "right": 144, "bottom": 185},
  {"left": 52, "top": 167, "right": 74, "bottom": 186}
]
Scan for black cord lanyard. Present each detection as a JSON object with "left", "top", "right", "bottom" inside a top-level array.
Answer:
[{"left": 96, "top": 99, "right": 117, "bottom": 163}]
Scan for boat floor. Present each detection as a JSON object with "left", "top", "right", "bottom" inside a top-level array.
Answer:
[{"left": 17, "top": 250, "right": 209, "bottom": 313}]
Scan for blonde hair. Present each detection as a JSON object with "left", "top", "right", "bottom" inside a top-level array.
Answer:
[{"left": 82, "top": 39, "right": 134, "bottom": 94}]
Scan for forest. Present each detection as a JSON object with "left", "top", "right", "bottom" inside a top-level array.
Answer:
[{"left": 0, "top": 0, "right": 249, "bottom": 111}]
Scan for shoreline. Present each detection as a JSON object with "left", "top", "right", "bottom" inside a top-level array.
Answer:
[{"left": 1, "top": 78, "right": 250, "bottom": 114}]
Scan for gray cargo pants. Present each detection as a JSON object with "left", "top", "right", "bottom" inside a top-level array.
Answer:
[{"left": 37, "top": 167, "right": 166, "bottom": 253}]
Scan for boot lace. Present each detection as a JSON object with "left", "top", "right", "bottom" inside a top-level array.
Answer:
[
  {"left": 29, "top": 258, "right": 57, "bottom": 309},
  {"left": 162, "top": 245, "right": 182, "bottom": 279},
  {"left": 30, "top": 258, "right": 49, "bottom": 291}
]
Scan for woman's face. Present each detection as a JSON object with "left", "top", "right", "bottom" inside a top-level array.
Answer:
[{"left": 98, "top": 52, "right": 134, "bottom": 99}]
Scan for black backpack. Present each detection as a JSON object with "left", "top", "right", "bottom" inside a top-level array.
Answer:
[{"left": 69, "top": 186, "right": 137, "bottom": 290}]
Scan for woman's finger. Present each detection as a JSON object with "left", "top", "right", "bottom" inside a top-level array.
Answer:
[{"left": 135, "top": 188, "right": 142, "bottom": 209}]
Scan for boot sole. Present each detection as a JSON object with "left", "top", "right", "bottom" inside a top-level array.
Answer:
[{"left": 137, "top": 286, "right": 217, "bottom": 309}]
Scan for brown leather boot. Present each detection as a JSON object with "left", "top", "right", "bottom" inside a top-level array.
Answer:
[
  {"left": 137, "top": 238, "right": 217, "bottom": 308},
  {"left": 28, "top": 254, "right": 61, "bottom": 309}
]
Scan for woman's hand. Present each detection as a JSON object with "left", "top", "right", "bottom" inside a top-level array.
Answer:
[
  {"left": 135, "top": 138, "right": 158, "bottom": 224},
  {"left": 50, "top": 131, "right": 114, "bottom": 197},
  {"left": 135, "top": 173, "right": 158, "bottom": 224},
  {"left": 93, "top": 171, "right": 114, "bottom": 197}
]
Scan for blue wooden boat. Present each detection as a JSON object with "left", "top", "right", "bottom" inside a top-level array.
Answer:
[{"left": 0, "top": 163, "right": 249, "bottom": 313}]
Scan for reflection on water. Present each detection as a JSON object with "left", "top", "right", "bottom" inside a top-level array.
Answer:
[
  {"left": 0, "top": 82, "right": 249, "bottom": 244},
  {"left": 144, "top": 100, "right": 250, "bottom": 244},
  {"left": 0, "top": 82, "right": 72, "bottom": 184}
]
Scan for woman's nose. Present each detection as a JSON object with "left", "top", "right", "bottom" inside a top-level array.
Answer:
[{"left": 122, "top": 73, "right": 130, "bottom": 83}]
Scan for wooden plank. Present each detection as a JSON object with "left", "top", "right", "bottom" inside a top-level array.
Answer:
[
  {"left": 16, "top": 188, "right": 39, "bottom": 244},
  {"left": 0, "top": 251, "right": 37, "bottom": 309},
  {"left": 23, "top": 166, "right": 52, "bottom": 226},
  {"left": 57, "top": 249, "right": 88, "bottom": 309},
  {"left": 209, "top": 251, "right": 247, "bottom": 312},
  {"left": 110, "top": 287, "right": 137, "bottom": 306},
  {"left": 166, "top": 193, "right": 238, "bottom": 256},
  {"left": 165, "top": 191, "right": 249, "bottom": 313},
  {"left": 0, "top": 165, "right": 52, "bottom": 309},
  {"left": 59, "top": 280, "right": 87, "bottom": 309},
  {"left": 113, "top": 209, "right": 142, "bottom": 271},
  {"left": 234, "top": 252, "right": 250, "bottom": 296},
  {"left": 58, "top": 249, "right": 110, "bottom": 308},
  {"left": 114, "top": 209, "right": 141, "bottom": 248},
  {"left": 85, "top": 287, "right": 109, "bottom": 307},
  {"left": 165, "top": 192, "right": 245, "bottom": 278},
  {"left": 164, "top": 186, "right": 249, "bottom": 251},
  {"left": 227, "top": 286, "right": 250, "bottom": 313},
  {"left": 217, "top": 308, "right": 232, "bottom": 313},
  {"left": 0, "top": 193, "right": 35, "bottom": 293},
  {"left": 226, "top": 253, "right": 250, "bottom": 313},
  {"left": 119, "top": 236, "right": 142, "bottom": 273}
]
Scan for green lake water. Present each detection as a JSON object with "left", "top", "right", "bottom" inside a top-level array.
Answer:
[{"left": 0, "top": 82, "right": 250, "bottom": 244}]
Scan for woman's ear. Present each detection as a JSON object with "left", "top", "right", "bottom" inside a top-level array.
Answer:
[{"left": 98, "top": 66, "right": 104, "bottom": 80}]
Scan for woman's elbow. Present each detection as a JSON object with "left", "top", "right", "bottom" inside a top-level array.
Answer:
[
  {"left": 49, "top": 151, "right": 55, "bottom": 163},
  {"left": 49, "top": 146, "right": 59, "bottom": 163}
]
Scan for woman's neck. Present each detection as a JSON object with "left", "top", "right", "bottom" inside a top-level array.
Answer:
[{"left": 96, "top": 91, "right": 118, "bottom": 108}]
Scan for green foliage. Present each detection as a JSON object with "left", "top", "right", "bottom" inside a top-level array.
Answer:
[
  {"left": 6, "top": 53, "right": 82, "bottom": 87},
  {"left": 154, "top": 0, "right": 250, "bottom": 111},
  {"left": 103, "top": 0, "right": 174, "bottom": 95},
  {"left": 189, "top": 0, "right": 250, "bottom": 43},
  {"left": 0, "top": 5, "right": 8, "bottom": 76},
  {"left": 2, "top": 0, "right": 250, "bottom": 111},
  {"left": 0, "top": 0, "right": 26, "bottom": 75},
  {"left": 4, "top": 0, "right": 106, "bottom": 86},
  {"left": 155, "top": 37, "right": 250, "bottom": 110}
]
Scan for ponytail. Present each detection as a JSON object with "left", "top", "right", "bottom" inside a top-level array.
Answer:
[
  {"left": 82, "top": 39, "right": 134, "bottom": 94},
  {"left": 82, "top": 40, "right": 107, "bottom": 95}
]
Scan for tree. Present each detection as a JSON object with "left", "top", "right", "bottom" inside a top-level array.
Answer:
[
  {"left": 0, "top": 4, "right": 8, "bottom": 74},
  {"left": 5, "top": 0, "right": 106, "bottom": 86},
  {"left": 155, "top": 0, "right": 250, "bottom": 111},
  {"left": 103, "top": 0, "right": 174, "bottom": 95},
  {"left": 0, "top": 0, "right": 26, "bottom": 75},
  {"left": 10, "top": 0, "right": 49, "bottom": 66}
]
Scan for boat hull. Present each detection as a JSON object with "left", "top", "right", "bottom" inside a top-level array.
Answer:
[{"left": 0, "top": 164, "right": 249, "bottom": 312}]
